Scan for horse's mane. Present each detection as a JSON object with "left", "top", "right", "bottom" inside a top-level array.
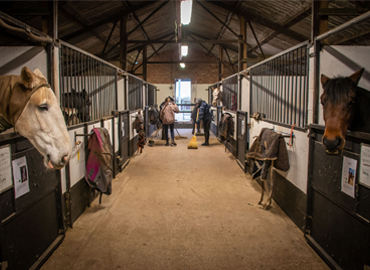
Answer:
[{"left": 324, "top": 76, "right": 357, "bottom": 103}]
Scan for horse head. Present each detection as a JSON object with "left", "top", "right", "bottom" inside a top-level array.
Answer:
[
  {"left": 320, "top": 68, "right": 364, "bottom": 155},
  {"left": 212, "top": 87, "right": 222, "bottom": 107},
  {"left": 62, "top": 88, "right": 91, "bottom": 123},
  {"left": 10, "top": 67, "right": 71, "bottom": 169}
]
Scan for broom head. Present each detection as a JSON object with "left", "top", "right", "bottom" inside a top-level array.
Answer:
[{"left": 187, "top": 135, "right": 198, "bottom": 149}]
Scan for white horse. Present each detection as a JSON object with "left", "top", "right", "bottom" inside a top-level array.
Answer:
[
  {"left": 0, "top": 66, "right": 71, "bottom": 169},
  {"left": 212, "top": 87, "right": 222, "bottom": 107}
]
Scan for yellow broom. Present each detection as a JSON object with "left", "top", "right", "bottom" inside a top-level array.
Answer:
[{"left": 187, "top": 109, "right": 199, "bottom": 149}]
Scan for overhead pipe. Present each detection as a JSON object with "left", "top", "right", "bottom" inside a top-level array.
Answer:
[{"left": 0, "top": 18, "right": 53, "bottom": 44}]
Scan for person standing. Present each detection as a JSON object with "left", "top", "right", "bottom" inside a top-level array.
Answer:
[
  {"left": 160, "top": 97, "right": 179, "bottom": 146},
  {"left": 191, "top": 98, "right": 200, "bottom": 135},
  {"left": 195, "top": 98, "right": 213, "bottom": 146}
]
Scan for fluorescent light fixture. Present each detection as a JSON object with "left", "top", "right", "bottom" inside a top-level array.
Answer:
[
  {"left": 181, "top": 45, "right": 188, "bottom": 57},
  {"left": 181, "top": 0, "right": 193, "bottom": 25},
  {"left": 180, "top": 63, "right": 185, "bottom": 68}
]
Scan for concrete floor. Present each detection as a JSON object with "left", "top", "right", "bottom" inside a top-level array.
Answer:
[{"left": 42, "top": 129, "right": 329, "bottom": 270}]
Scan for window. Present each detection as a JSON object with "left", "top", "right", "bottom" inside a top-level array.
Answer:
[{"left": 175, "top": 79, "right": 191, "bottom": 122}]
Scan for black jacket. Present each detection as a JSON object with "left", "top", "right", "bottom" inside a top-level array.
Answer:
[{"left": 196, "top": 101, "right": 213, "bottom": 123}]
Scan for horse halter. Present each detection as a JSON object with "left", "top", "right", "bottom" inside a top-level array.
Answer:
[{"left": 0, "top": 83, "right": 51, "bottom": 133}]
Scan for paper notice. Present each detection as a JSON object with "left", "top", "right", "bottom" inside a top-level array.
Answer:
[
  {"left": 341, "top": 156, "right": 357, "bottom": 198},
  {"left": 359, "top": 144, "right": 370, "bottom": 188},
  {"left": 0, "top": 145, "right": 12, "bottom": 193},
  {"left": 12, "top": 156, "right": 30, "bottom": 198}
]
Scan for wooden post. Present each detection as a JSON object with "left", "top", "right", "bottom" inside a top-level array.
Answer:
[
  {"left": 312, "top": 0, "right": 329, "bottom": 124},
  {"left": 143, "top": 45, "right": 147, "bottom": 81},
  {"left": 240, "top": 16, "right": 247, "bottom": 70},
  {"left": 219, "top": 45, "right": 224, "bottom": 80},
  {"left": 312, "top": 0, "right": 329, "bottom": 41},
  {"left": 120, "top": 14, "right": 128, "bottom": 71}
]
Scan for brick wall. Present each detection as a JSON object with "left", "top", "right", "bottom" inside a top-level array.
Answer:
[{"left": 141, "top": 47, "right": 234, "bottom": 84}]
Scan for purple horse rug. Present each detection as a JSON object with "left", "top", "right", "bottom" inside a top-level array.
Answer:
[{"left": 85, "top": 127, "right": 113, "bottom": 204}]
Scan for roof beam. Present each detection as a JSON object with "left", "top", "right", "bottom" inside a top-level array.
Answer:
[
  {"left": 127, "top": 39, "right": 242, "bottom": 44},
  {"left": 59, "top": 3, "right": 114, "bottom": 46},
  {"left": 127, "top": 0, "right": 169, "bottom": 37},
  {"left": 205, "top": 0, "right": 307, "bottom": 42},
  {"left": 60, "top": 1, "right": 159, "bottom": 41},
  {"left": 195, "top": 1, "right": 239, "bottom": 38},
  {"left": 209, "top": 0, "right": 242, "bottom": 53},
  {"left": 247, "top": 5, "right": 311, "bottom": 55},
  {"left": 101, "top": 18, "right": 119, "bottom": 56},
  {"left": 122, "top": 0, "right": 156, "bottom": 55},
  {"left": 133, "top": 35, "right": 175, "bottom": 72}
]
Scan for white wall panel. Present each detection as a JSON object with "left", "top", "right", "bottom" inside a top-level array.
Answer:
[
  {"left": 117, "top": 77, "right": 125, "bottom": 111},
  {"left": 68, "top": 127, "right": 86, "bottom": 187},
  {"left": 249, "top": 119, "right": 309, "bottom": 193},
  {"left": 318, "top": 45, "right": 370, "bottom": 125},
  {"left": 114, "top": 117, "right": 119, "bottom": 152},
  {"left": 0, "top": 46, "right": 47, "bottom": 76}
]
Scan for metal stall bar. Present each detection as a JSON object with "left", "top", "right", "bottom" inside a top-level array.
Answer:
[{"left": 247, "top": 41, "right": 309, "bottom": 129}]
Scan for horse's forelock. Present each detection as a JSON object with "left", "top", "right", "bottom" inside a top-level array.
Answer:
[
  {"left": 324, "top": 77, "right": 356, "bottom": 104},
  {"left": 30, "top": 87, "right": 52, "bottom": 105}
]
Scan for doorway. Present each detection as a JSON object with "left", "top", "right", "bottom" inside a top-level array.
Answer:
[{"left": 175, "top": 79, "right": 191, "bottom": 122}]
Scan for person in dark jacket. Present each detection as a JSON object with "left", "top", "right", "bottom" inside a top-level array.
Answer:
[
  {"left": 191, "top": 98, "right": 200, "bottom": 135},
  {"left": 195, "top": 98, "right": 213, "bottom": 146}
]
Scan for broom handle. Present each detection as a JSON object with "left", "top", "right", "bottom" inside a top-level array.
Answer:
[{"left": 194, "top": 108, "right": 199, "bottom": 135}]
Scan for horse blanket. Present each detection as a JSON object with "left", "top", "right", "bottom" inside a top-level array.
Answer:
[
  {"left": 85, "top": 128, "right": 113, "bottom": 203},
  {"left": 219, "top": 113, "right": 234, "bottom": 142},
  {"left": 246, "top": 128, "right": 290, "bottom": 179},
  {"left": 134, "top": 114, "right": 146, "bottom": 153}
]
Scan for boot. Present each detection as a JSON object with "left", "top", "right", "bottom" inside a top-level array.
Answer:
[
  {"left": 165, "top": 140, "right": 169, "bottom": 146},
  {"left": 201, "top": 141, "right": 209, "bottom": 146},
  {"left": 171, "top": 140, "right": 177, "bottom": 146}
]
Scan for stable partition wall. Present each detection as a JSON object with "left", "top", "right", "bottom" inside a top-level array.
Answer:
[
  {"left": 0, "top": 32, "right": 65, "bottom": 270},
  {"left": 127, "top": 74, "right": 145, "bottom": 157},
  {"left": 240, "top": 41, "right": 310, "bottom": 231},
  {"left": 58, "top": 42, "right": 121, "bottom": 227},
  {"left": 305, "top": 43, "right": 370, "bottom": 270}
]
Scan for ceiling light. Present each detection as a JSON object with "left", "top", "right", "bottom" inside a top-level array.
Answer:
[
  {"left": 181, "top": 45, "right": 188, "bottom": 57},
  {"left": 181, "top": 0, "right": 193, "bottom": 25},
  {"left": 180, "top": 63, "right": 185, "bottom": 68}
]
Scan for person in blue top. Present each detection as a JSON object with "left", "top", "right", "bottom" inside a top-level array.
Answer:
[{"left": 195, "top": 98, "right": 213, "bottom": 146}]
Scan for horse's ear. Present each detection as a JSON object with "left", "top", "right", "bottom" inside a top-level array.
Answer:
[
  {"left": 321, "top": 74, "right": 331, "bottom": 87},
  {"left": 82, "top": 89, "right": 88, "bottom": 98},
  {"left": 349, "top": 68, "right": 365, "bottom": 85},
  {"left": 33, "top": 68, "right": 47, "bottom": 80},
  {"left": 212, "top": 87, "right": 215, "bottom": 91},
  {"left": 20, "top": 66, "right": 39, "bottom": 89}
]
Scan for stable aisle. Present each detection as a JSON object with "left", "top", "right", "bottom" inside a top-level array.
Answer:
[{"left": 42, "top": 130, "right": 329, "bottom": 270}]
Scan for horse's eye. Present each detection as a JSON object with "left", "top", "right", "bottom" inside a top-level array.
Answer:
[
  {"left": 348, "top": 100, "right": 355, "bottom": 107},
  {"left": 38, "top": 104, "right": 49, "bottom": 111}
]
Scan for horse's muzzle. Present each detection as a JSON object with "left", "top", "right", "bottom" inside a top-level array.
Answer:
[{"left": 323, "top": 136, "right": 344, "bottom": 156}]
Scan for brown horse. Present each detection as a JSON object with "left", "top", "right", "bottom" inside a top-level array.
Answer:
[{"left": 320, "top": 68, "right": 370, "bottom": 155}]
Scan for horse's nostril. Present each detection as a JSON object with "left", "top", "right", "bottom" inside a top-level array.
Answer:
[
  {"left": 61, "top": 155, "right": 69, "bottom": 164},
  {"left": 323, "top": 136, "right": 342, "bottom": 149},
  {"left": 335, "top": 137, "right": 342, "bottom": 148}
]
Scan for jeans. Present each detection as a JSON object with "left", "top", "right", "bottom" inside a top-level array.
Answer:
[{"left": 163, "top": 124, "right": 174, "bottom": 141}]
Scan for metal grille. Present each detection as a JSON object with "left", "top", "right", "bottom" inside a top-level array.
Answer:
[
  {"left": 128, "top": 75, "right": 143, "bottom": 111},
  {"left": 250, "top": 43, "right": 308, "bottom": 128},
  {"left": 147, "top": 84, "right": 156, "bottom": 106},
  {"left": 222, "top": 75, "right": 238, "bottom": 111},
  {"left": 60, "top": 44, "right": 117, "bottom": 126}
]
